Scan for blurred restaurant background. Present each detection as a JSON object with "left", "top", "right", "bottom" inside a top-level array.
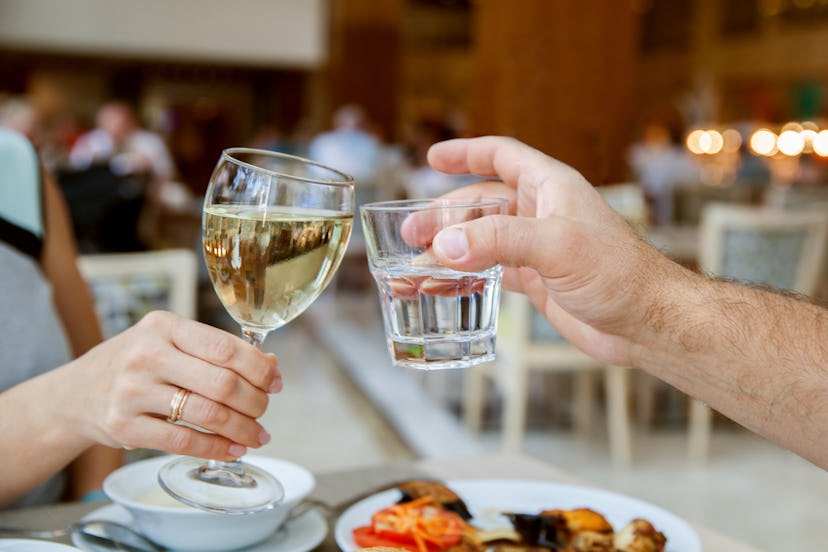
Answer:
[{"left": 2, "top": 0, "right": 828, "bottom": 550}]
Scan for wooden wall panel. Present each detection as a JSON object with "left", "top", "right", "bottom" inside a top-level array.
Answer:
[{"left": 471, "top": 0, "right": 641, "bottom": 184}]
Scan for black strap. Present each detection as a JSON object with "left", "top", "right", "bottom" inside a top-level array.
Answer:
[{"left": 0, "top": 216, "right": 43, "bottom": 261}]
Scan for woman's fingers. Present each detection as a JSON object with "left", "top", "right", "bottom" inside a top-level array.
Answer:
[
  {"left": 153, "top": 347, "right": 270, "bottom": 419},
  {"left": 120, "top": 416, "right": 249, "bottom": 461},
  {"left": 150, "top": 385, "right": 269, "bottom": 449},
  {"left": 92, "top": 312, "right": 281, "bottom": 455},
  {"left": 139, "top": 312, "right": 282, "bottom": 394}
]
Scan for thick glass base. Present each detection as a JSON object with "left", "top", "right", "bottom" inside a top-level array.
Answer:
[
  {"left": 390, "top": 334, "right": 495, "bottom": 370},
  {"left": 158, "top": 457, "right": 284, "bottom": 514}
]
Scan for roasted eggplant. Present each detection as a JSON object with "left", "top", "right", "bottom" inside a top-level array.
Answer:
[{"left": 396, "top": 480, "right": 473, "bottom": 520}]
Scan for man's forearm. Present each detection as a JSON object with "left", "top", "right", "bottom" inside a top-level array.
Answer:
[{"left": 635, "top": 270, "right": 828, "bottom": 468}]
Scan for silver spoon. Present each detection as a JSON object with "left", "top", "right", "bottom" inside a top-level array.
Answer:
[
  {"left": 71, "top": 520, "right": 164, "bottom": 552},
  {"left": 0, "top": 520, "right": 162, "bottom": 552}
]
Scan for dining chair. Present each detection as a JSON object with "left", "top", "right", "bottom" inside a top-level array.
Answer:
[
  {"left": 77, "top": 248, "right": 198, "bottom": 462},
  {"left": 77, "top": 248, "right": 198, "bottom": 337},
  {"left": 689, "top": 203, "right": 828, "bottom": 461},
  {"left": 766, "top": 196, "right": 828, "bottom": 303},
  {"left": 460, "top": 184, "right": 643, "bottom": 466},
  {"left": 462, "top": 290, "right": 633, "bottom": 466},
  {"left": 597, "top": 182, "right": 649, "bottom": 235}
]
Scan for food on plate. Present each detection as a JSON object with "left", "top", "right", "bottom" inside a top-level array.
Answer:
[
  {"left": 612, "top": 519, "right": 667, "bottom": 552},
  {"left": 357, "top": 548, "right": 415, "bottom": 552},
  {"left": 351, "top": 481, "right": 667, "bottom": 552},
  {"left": 397, "top": 480, "right": 473, "bottom": 520},
  {"left": 352, "top": 495, "right": 477, "bottom": 552},
  {"left": 502, "top": 509, "right": 666, "bottom": 552}
]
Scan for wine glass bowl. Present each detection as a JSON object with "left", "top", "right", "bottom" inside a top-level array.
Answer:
[{"left": 159, "top": 148, "right": 354, "bottom": 514}]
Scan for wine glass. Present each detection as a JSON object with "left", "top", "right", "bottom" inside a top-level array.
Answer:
[{"left": 158, "top": 148, "right": 354, "bottom": 514}]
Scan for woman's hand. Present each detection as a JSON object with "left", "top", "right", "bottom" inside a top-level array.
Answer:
[{"left": 61, "top": 311, "right": 282, "bottom": 461}]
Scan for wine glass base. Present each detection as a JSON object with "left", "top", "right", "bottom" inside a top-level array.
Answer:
[{"left": 158, "top": 456, "right": 285, "bottom": 514}]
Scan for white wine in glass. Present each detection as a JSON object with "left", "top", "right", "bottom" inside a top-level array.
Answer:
[{"left": 158, "top": 148, "right": 354, "bottom": 514}]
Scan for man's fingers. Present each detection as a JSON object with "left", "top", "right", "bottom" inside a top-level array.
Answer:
[
  {"left": 398, "top": 192, "right": 511, "bottom": 248},
  {"left": 428, "top": 137, "right": 603, "bottom": 222},
  {"left": 427, "top": 136, "right": 580, "bottom": 191},
  {"left": 432, "top": 214, "right": 576, "bottom": 276},
  {"left": 437, "top": 180, "right": 517, "bottom": 206}
]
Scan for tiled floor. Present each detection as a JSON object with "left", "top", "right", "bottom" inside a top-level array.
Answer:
[{"left": 218, "top": 291, "right": 827, "bottom": 552}]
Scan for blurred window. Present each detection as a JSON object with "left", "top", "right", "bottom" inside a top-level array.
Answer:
[
  {"left": 405, "top": 0, "right": 472, "bottom": 50},
  {"left": 639, "top": 0, "right": 695, "bottom": 54},
  {"left": 719, "top": 0, "right": 761, "bottom": 37}
]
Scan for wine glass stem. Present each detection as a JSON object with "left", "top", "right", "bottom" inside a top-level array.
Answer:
[
  {"left": 195, "top": 327, "right": 269, "bottom": 488},
  {"left": 242, "top": 328, "right": 268, "bottom": 348}
]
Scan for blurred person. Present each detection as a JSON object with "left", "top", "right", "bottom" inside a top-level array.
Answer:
[
  {"left": 403, "top": 119, "right": 477, "bottom": 199},
  {"left": 69, "top": 100, "right": 176, "bottom": 182},
  {"left": 0, "top": 127, "right": 281, "bottom": 508},
  {"left": 308, "top": 104, "right": 381, "bottom": 185},
  {"left": 419, "top": 136, "right": 828, "bottom": 470},
  {"left": 0, "top": 96, "right": 39, "bottom": 140},
  {"left": 247, "top": 123, "right": 298, "bottom": 156},
  {"left": 627, "top": 116, "right": 700, "bottom": 225}
]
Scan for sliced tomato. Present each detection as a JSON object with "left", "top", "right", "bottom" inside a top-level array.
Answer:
[
  {"left": 353, "top": 525, "right": 419, "bottom": 552},
  {"left": 375, "top": 528, "right": 461, "bottom": 550},
  {"left": 360, "top": 499, "right": 468, "bottom": 552}
]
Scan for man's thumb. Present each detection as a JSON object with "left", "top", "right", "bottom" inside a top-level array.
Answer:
[{"left": 433, "top": 215, "right": 552, "bottom": 273}]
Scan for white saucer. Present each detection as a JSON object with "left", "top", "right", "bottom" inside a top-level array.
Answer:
[
  {"left": 0, "top": 540, "right": 80, "bottom": 551},
  {"left": 73, "top": 504, "right": 327, "bottom": 552}
]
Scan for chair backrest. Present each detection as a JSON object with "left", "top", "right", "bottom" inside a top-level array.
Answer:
[
  {"left": 699, "top": 203, "right": 828, "bottom": 296},
  {"left": 598, "top": 182, "right": 648, "bottom": 234},
  {"left": 77, "top": 248, "right": 198, "bottom": 338},
  {"left": 764, "top": 185, "right": 828, "bottom": 210},
  {"left": 498, "top": 291, "right": 599, "bottom": 368}
]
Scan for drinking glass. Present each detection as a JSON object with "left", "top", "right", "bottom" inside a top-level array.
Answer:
[
  {"left": 158, "top": 148, "right": 354, "bottom": 514},
  {"left": 361, "top": 198, "right": 508, "bottom": 370}
]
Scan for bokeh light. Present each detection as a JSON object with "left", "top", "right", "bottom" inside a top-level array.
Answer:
[
  {"left": 722, "top": 128, "right": 742, "bottom": 153},
  {"left": 800, "top": 129, "right": 817, "bottom": 153},
  {"left": 686, "top": 129, "right": 724, "bottom": 155},
  {"left": 749, "top": 128, "right": 777, "bottom": 156},
  {"left": 777, "top": 129, "right": 805, "bottom": 156},
  {"left": 813, "top": 130, "right": 828, "bottom": 157},
  {"left": 686, "top": 129, "right": 706, "bottom": 155}
]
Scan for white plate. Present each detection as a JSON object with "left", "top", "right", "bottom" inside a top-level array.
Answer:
[
  {"left": 0, "top": 540, "right": 79, "bottom": 551},
  {"left": 73, "top": 504, "right": 327, "bottom": 552},
  {"left": 334, "top": 479, "right": 701, "bottom": 552}
]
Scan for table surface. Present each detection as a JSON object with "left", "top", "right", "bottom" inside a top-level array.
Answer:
[{"left": 0, "top": 452, "right": 759, "bottom": 552}]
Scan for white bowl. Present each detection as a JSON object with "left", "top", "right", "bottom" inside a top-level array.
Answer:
[{"left": 103, "top": 455, "right": 315, "bottom": 551}]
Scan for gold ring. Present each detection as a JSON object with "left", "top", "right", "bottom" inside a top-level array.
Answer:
[{"left": 167, "top": 388, "right": 191, "bottom": 423}]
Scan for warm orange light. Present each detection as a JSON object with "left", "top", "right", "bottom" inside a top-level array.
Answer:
[
  {"left": 781, "top": 121, "right": 803, "bottom": 133},
  {"left": 686, "top": 129, "right": 706, "bottom": 155},
  {"left": 777, "top": 130, "right": 805, "bottom": 156},
  {"left": 750, "top": 129, "right": 777, "bottom": 156},
  {"left": 800, "top": 129, "right": 817, "bottom": 153},
  {"left": 722, "top": 129, "right": 742, "bottom": 153},
  {"left": 708, "top": 130, "right": 724, "bottom": 154},
  {"left": 813, "top": 130, "right": 828, "bottom": 157}
]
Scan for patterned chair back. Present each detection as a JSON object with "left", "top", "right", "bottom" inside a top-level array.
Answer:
[
  {"left": 77, "top": 248, "right": 198, "bottom": 338},
  {"left": 699, "top": 203, "right": 828, "bottom": 296}
]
